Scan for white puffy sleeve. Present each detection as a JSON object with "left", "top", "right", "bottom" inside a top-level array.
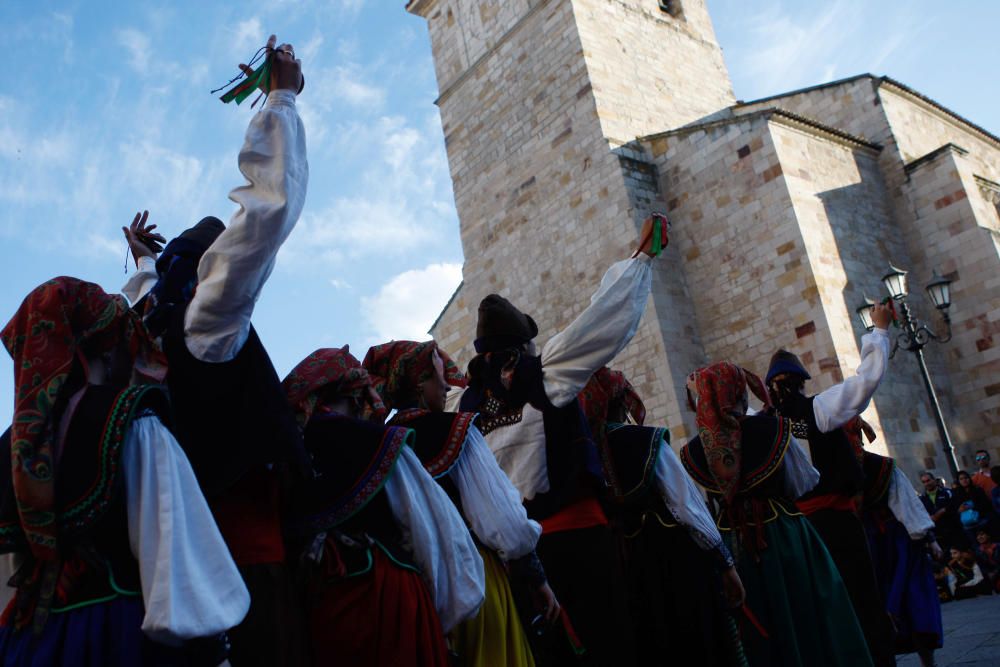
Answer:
[
  {"left": 887, "top": 466, "right": 935, "bottom": 540},
  {"left": 783, "top": 436, "right": 821, "bottom": 499},
  {"left": 122, "top": 256, "right": 159, "bottom": 305},
  {"left": 812, "top": 329, "right": 890, "bottom": 433},
  {"left": 122, "top": 415, "right": 250, "bottom": 645},
  {"left": 653, "top": 441, "right": 723, "bottom": 551},
  {"left": 448, "top": 425, "right": 542, "bottom": 560},
  {"left": 541, "top": 255, "right": 653, "bottom": 408},
  {"left": 384, "top": 446, "right": 485, "bottom": 633},
  {"left": 184, "top": 89, "right": 308, "bottom": 363}
]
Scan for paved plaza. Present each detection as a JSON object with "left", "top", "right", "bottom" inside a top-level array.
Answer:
[{"left": 897, "top": 595, "right": 1000, "bottom": 667}]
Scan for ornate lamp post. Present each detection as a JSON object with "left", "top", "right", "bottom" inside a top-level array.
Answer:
[{"left": 855, "top": 266, "right": 958, "bottom": 478}]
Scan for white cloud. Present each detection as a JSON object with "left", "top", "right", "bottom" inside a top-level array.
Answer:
[
  {"left": 361, "top": 263, "right": 463, "bottom": 342},
  {"left": 117, "top": 28, "right": 151, "bottom": 73},
  {"left": 330, "top": 278, "right": 353, "bottom": 290},
  {"left": 232, "top": 17, "right": 264, "bottom": 56}
]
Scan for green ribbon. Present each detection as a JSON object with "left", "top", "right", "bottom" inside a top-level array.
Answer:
[
  {"left": 650, "top": 214, "right": 665, "bottom": 257},
  {"left": 220, "top": 58, "right": 272, "bottom": 105}
]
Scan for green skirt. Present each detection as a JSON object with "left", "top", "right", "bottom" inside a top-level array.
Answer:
[{"left": 727, "top": 506, "right": 873, "bottom": 667}]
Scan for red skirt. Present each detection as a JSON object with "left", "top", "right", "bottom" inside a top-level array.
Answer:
[{"left": 309, "top": 547, "right": 450, "bottom": 666}]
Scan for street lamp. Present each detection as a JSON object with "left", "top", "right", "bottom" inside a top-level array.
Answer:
[{"left": 856, "top": 266, "right": 958, "bottom": 478}]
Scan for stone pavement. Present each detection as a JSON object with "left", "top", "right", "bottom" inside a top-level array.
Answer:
[{"left": 897, "top": 595, "right": 1000, "bottom": 667}]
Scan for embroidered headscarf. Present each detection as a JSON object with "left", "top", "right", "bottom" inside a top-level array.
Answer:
[
  {"left": 282, "top": 346, "right": 386, "bottom": 426},
  {"left": 1, "top": 277, "right": 165, "bottom": 560},
  {"left": 362, "top": 340, "right": 466, "bottom": 411},
  {"left": 578, "top": 367, "right": 646, "bottom": 446},
  {"left": 688, "top": 362, "right": 770, "bottom": 505},
  {"left": 843, "top": 415, "right": 877, "bottom": 467}
]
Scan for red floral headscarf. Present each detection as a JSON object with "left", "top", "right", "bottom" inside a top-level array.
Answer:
[
  {"left": 843, "top": 415, "right": 877, "bottom": 467},
  {"left": 1, "top": 277, "right": 165, "bottom": 560},
  {"left": 282, "top": 346, "right": 386, "bottom": 426},
  {"left": 689, "top": 362, "right": 770, "bottom": 505},
  {"left": 361, "top": 340, "right": 466, "bottom": 412},
  {"left": 578, "top": 367, "right": 646, "bottom": 445}
]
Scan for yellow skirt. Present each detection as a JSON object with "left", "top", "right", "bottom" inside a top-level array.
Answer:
[{"left": 450, "top": 546, "right": 536, "bottom": 667}]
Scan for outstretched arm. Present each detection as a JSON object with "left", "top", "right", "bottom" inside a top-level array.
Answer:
[
  {"left": 184, "top": 39, "right": 308, "bottom": 362},
  {"left": 812, "top": 328, "right": 890, "bottom": 433},
  {"left": 541, "top": 217, "right": 664, "bottom": 407}
]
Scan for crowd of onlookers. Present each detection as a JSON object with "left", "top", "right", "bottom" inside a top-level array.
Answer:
[{"left": 918, "top": 450, "right": 1000, "bottom": 601}]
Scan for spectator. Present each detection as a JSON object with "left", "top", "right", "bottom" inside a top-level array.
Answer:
[
  {"left": 919, "top": 471, "right": 965, "bottom": 550},
  {"left": 972, "top": 450, "right": 997, "bottom": 495},
  {"left": 947, "top": 548, "right": 989, "bottom": 599},
  {"left": 973, "top": 529, "right": 1000, "bottom": 594},
  {"left": 991, "top": 466, "right": 1000, "bottom": 515},
  {"left": 951, "top": 471, "right": 998, "bottom": 542}
]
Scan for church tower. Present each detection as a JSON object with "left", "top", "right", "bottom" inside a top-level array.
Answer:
[{"left": 407, "top": 0, "right": 734, "bottom": 436}]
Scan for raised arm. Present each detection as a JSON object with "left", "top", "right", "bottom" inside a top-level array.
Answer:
[
  {"left": 812, "top": 328, "right": 890, "bottom": 433},
  {"left": 184, "top": 44, "right": 308, "bottom": 363}
]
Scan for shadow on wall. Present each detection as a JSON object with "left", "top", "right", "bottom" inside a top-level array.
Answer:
[{"left": 817, "top": 165, "right": 960, "bottom": 477}]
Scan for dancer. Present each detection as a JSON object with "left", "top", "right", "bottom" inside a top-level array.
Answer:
[
  {"left": 363, "top": 339, "right": 559, "bottom": 667},
  {"left": 855, "top": 426, "right": 943, "bottom": 667},
  {"left": 0, "top": 278, "right": 248, "bottom": 664},
  {"left": 680, "top": 362, "right": 872, "bottom": 667},
  {"left": 123, "top": 36, "right": 310, "bottom": 666},
  {"left": 578, "top": 367, "right": 746, "bottom": 666},
  {"left": 764, "top": 302, "right": 894, "bottom": 666},
  {"left": 283, "top": 347, "right": 484, "bottom": 666},
  {"left": 450, "top": 215, "right": 664, "bottom": 665}
]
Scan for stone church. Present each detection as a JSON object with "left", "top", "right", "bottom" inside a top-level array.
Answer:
[{"left": 406, "top": 0, "right": 1000, "bottom": 481}]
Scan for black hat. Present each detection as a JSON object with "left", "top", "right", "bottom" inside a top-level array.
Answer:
[
  {"left": 474, "top": 294, "right": 538, "bottom": 353},
  {"left": 178, "top": 216, "right": 226, "bottom": 249},
  {"left": 765, "top": 349, "right": 811, "bottom": 385}
]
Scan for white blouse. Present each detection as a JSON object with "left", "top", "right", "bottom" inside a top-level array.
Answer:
[
  {"left": 120, "top": 90, "right": 308, "bottom": 364},
  {"left": 812, "top": 329, "right": 890, "bottom": 433},
  {"left": 448, "top": 254, "right": 654, "bottom": 502},
  {"left": 384, "top": 446, "right": 485, "bottom": 633},
  {"left": 887, "top": 466, "right": 935, "bottom": 540},
  {"left": 122, "top": 415, "right": 250, "bottom": 644},
  {"left": 448, "top": 424, "right": 542, "bottom": 560}
]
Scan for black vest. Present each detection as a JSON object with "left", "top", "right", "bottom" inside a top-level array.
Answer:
[
  {"left": 461, "top": 355, "right": 602, "bottom": 521},
  {"left": 861, "top": 451, "right": 894, "bottom": 513},
  {"left": 292, "top": 415, "right": 414, "bottom": 574},
  {"left": 601, "top": 423, "right": 666, "bottom": 507},
  {"left": 162, "top": 307, "right": 308, "bottom": 497},
  {"left": 0, "top": 385, "right": 171, "bottom": 606},
  {"left": 772, "top": 393, "right": 863, "bottom": 500},
  {"left": 682, "top": 415, "right": 793, "bottom": 501}
]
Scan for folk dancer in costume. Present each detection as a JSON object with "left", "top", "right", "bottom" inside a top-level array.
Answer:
[
  {"left": 577, "top": 367, "right": 747, "bottom": 667},
  {"left": 282, "top": 347, "right": 484, "bottom": 666},
  {"left": 680, "top": 362, "right": 873, "bottom": 667},
  {"left": 764, "top": 302, "right": 895, "bottom": 667},
  {"left": 448, "top": 216, "right": 664, "bottom": 666},
  {"left": 849, "top": 419, "right": 943, "bottom": 667},
  {"left": 121, "top": 35, "right": 311, "bottom": 666},
  {"left": 0, "top": 278, "right": 248, "bottom": 665},
  {"left": 363, "top": 340, "right": 560, "bottom": 667}
]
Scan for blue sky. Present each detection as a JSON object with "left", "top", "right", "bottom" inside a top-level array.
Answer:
[{"left": 1, "top": 0, "right": 997, "bottom": 426}]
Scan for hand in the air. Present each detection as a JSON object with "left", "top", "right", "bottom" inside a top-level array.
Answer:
[
  {"left": 239, "top": 35, "right": 303, "bottom": 95},
  {"left": 721, "top": 566, "right": 746, "bottom": 609},
  {"left": 122, "top": 210, "right": 165, "bottom": 267},
  {"left": 637, "top": 214, "right": 669, "bottom": 257},
  {"left": 871, "top": 302, "right": 893, "bottom": 330}
]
